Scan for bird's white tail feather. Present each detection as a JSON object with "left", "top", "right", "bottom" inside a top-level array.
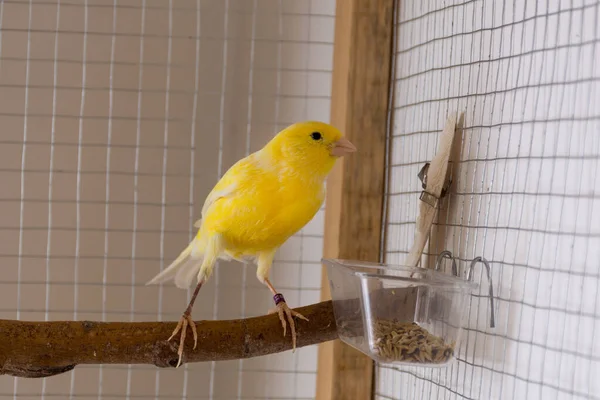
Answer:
[
  {"left": 145, "top": 238, "right": 203, "bottom": 286},
  {"left": 174, "top": 257, "right": 203, "bottom": 289}
]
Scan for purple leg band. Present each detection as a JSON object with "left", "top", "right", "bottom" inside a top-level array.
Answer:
[{"left": 273, "top": 293, "right": 285, "bottom": 305}]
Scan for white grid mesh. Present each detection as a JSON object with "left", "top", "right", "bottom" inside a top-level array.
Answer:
[
  {"left": 379, "top": 0, "right": 600, "bottom": 399},
  {"left": 0, "top": 0, "right": 335, "bottom": 398}
]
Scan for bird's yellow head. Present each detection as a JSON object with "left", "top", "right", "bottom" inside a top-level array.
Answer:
[{"left": 265, "top": 121, "right": 356, "bottom": 177}]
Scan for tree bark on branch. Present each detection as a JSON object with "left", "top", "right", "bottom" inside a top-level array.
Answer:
[{"left": 0, "top": 300, "right": 338, "bottom": 378}]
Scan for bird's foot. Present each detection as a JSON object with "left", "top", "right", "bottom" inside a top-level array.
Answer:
[
  {"left": 168, "top": 312, "right": 198, "bottom": 368},
  {"left": 267, "top": 293, "right": 309, "bottom": 351}
]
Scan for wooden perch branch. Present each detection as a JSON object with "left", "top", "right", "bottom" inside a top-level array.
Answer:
[{"left": 0, "top": 300, "right": 337, "bottom": 378}]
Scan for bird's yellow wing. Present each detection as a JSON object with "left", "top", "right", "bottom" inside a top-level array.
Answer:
[
  {"left": 192, "top": 152, "right": 258, "bottom": 231},
  {"left": 193, "top": 182, "right": 237, "bottom": 229},
  {"left": 197, "top": 152, "right": 324, "bottom": 254}
]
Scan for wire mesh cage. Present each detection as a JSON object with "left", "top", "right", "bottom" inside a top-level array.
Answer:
[
  {"left": 379, "top": 0, "right": 600, "bottom": 399},
  {"left": 0, "top": 0, "right": 335, "bottom": 398},
  {"left": 1, "top": 0, "right": 599, "bottom": 399}
]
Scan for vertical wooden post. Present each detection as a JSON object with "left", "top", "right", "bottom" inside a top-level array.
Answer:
[{"left": 316, "top": 1, "right": 395, "bottom": 399}]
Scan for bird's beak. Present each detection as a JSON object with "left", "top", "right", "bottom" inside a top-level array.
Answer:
[{"left": 330, "top": 137, "right": 357, "bottom": 157}]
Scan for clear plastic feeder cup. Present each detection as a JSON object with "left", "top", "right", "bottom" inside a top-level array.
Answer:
[{"left": 324, "top": 256, "right": 495, "bottom": 367}]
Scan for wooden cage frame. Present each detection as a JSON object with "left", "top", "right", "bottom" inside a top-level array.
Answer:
[{"left": 316, "top": 1, "right": 395, "bottom": 399}]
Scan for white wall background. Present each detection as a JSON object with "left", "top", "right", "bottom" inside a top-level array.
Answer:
[
  {"left": 379, "top": 0, "right": 600, "bottom": 399},
  {"left": 0, "top": 0, "right": 335, "bottom": 399}
]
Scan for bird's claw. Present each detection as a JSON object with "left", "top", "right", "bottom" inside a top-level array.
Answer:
[
  {"left": 268, "top": 301, "right": 308, "bottom": 352},
  {"left": 168, "top": 313, "right": 197, "bottom": 368}
]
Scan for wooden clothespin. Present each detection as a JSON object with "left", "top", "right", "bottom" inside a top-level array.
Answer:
[{"left": 405, "top": 112, "right": 464, "bottom": 268}]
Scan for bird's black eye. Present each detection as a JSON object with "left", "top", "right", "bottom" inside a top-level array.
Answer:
[{"left": 310, "top": 132, "right": 322, "bottom": 141}]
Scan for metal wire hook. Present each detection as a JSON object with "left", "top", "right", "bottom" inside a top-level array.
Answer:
[
  {"left": 434, "top": 250, "right": 458, "bottom": 277},
  {"left": 466, "top": 256, "right": 496, "bottom": 328}
]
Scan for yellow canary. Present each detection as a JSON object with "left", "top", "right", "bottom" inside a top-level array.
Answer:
[{"left": 146, "top": 121, "right": 356, "bottom": 367}]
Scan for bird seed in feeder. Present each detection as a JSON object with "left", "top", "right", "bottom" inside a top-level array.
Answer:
[{"left": 372, "top": 319, "right": 455, "bottom": 364}]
